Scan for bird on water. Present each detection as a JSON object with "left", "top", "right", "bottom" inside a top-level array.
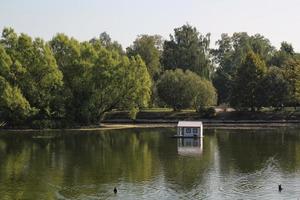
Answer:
[
  {"left": 278, "top": 184, "right": 283, "bottom": 192},
  {"left": 114, "top": 187, "right": 117, "bottom": 194}
]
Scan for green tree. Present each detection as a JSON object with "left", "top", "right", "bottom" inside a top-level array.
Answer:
[
  {"left": 257, "top": 67, "right": 289, "bottom": 108},
  {"left": 157, "top": 69, "right": 216, "bottom": 111},
  {"left": 0, "top": 28, "right": 63, "bottom": 126},
  {"left": 127, "top": 34, "right": 163, "bottom": 107},
  {"left": 50, "top": 34, "right": 152, "bottom": 125},
  {"left": 90, "top": 32, "right": 124, "bottom": 55},
  {"left": 212, "top": 33, "right": 274, "bottom": 104},
  {"left": 87, "top": 54, "right": 152, "bottom": 123},
  {"left": 280, "top": 41, "right": 294, "bottom": 55},
  {"left": 161, "top": 24, "right": 213, "bottom": 79},
  {"left": 0, "top": 77, "right": 32, "bottom": 125},
  {"left": 269, "top": 42, "right": 300, "bottom": 68},
  {"left": 282, "top": 59, "right": 300, "bottom": 108},
  {"left": 127, "top": 35, "right": 163, "bottom": 80},
  {"left": 88, "top": 49, "right": 151, "bottom": 122},
  {"left": 192, "top": 76, "right": 217, "bottom": 111},
  {"left": 231, "top": 51, "right": 267, "bottom": 111},
  {"left": 50, "top": 34, "right": 92, "bottom": 124},
  {"left": 0, "top": 45, "right": 32, "bottom": 125}
]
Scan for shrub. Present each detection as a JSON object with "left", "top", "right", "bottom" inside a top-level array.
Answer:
[{"left": 198, "top": 107, "right": 216, "bottom": 118}]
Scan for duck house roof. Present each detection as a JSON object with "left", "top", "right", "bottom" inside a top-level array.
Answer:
[{"left": 177, "top": 121, "right": 203, "bottom": 127}]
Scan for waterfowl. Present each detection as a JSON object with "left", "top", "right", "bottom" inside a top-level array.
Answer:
[{"left": 278, "top": 184, "right": 283, "bottom": 192}]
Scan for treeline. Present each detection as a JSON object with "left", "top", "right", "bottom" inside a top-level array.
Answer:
[
  {"left": 0, "top": 29, "right": 151, "bottom": 128},
  {"left": 0, "top": 24, "right": 300, "bottom": 128},
  {"left": 212, "top": 33, "right": 300, "bottom": 111}
]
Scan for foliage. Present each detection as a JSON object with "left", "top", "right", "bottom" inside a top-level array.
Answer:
[
  {"left": 87, "top": 54, "right": 152, "bottom": 123},
  {"left": 50, "top": 34, "right": 152, "bottom": 125},
  {"left": 0, "top": 28, "right": 152, "bottom": 127},
  {"left": 192, "top": 77, "right": 217, "bottom": 111},
  {"left": 257, "top": 67, "right": 289, "bottom": 108},
  {"left": 269, "top": 42, "right": 296, "bottom": 67},
  {"left": 1, "top": 25, "right": 300, "bottom": 127},
  {"left": 127, "top": 34, "right": 163, "bottom": 80},
  {"left": 212, "top": 33, "right": 275, "bottom": 104},
  {"left": 230, "top": 51, "right": 267, "bottom": 111},
  {"left": 282, "top": 59, "right": 300, "bottom": 107},
  {"left": 0, "top": 28, "right": 63, "bottom": 126},
  {"left": 161, "top": 24, "right": 213, "bottom": 79},
  {"left": 129, "top": 107, "right": 139, "bottom": 120},
  {"left": 90, "top": 32, "right": 124, "bottom": 55},
  {"left": 0, "top": 76, "right": 32, "bottom": 125},
  {"left": 127, "top": 35, "right": 163, "bottom": 107},
  {"left": 198, "top": 107, "right": 216, "bottom": 118},
  {"left": 157, "top": 69, "right": 216, "bottom": 111}
]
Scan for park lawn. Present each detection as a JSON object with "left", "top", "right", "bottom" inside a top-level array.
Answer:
[{"left": 105, "top": 107, "right": 300, "bottom": 121}]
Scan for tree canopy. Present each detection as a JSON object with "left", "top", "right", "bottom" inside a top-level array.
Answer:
[
  {"left": 127, "top": 34, "right": 163, "bottom": 80},
  {"left": 230, "top": 51, "right": 267, "bottom": 111},
  {"left": 157, "top": 69, "right": 216, "bottom": 111},
  {"left": 212, "top": 32, "right": 274, "bottom": 104},
  {"left": 1, "top": 25, "right": 300, "bottom": 128},
  {"left": 161, "top": 24, "right": 213, "bottom": 79},
  {"left": 0, "top": 28, "right": 63, "bottom": 126},
  {"left": 0, "top": 28, "right": 152, "bottom": 127},
  {"left": 50, "top": 33, "right": 152, "bottom": 125}
]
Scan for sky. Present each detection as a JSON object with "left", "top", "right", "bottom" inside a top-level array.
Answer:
[{"left": 1, "top": 0, "right": 300, "bottom": 51}]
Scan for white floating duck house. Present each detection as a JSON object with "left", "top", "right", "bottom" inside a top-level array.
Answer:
[{"left": 176, "top": 121, "right": 203, "bottom": 138}]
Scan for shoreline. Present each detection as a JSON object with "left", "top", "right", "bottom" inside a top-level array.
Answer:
[
  {"left": 103, "top": 119, "right": 300, "bottom": 124},
  {"left": 1, "top": 120, "right": 300, "bottom": 132}
]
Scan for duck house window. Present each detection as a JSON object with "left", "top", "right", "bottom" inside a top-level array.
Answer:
[
  {"left": 192, "top": 128, "right": 198, "bottom": 134},
  {"left": 186, "top": 128, "right": 191, "bottom": 133}
]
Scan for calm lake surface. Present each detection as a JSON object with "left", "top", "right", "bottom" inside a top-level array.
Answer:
[{"left": 1, "top": 127, "right": 300, "bottom": 199}]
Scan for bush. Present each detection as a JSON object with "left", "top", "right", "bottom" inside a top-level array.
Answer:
[
  {"left": 198, "top": 107, "right": 216, "bottom": 118},
  {"left": 31, "top": 120, "right": 55, "bottom": 129},
  {"left": 30, "top": 119, "right": 70, "bottom": 129},
  {"left": 192, "top": 78, "right": 217, "bottom": 111}
]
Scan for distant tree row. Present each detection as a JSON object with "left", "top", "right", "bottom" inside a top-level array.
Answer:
[
  {"left": 0, "top": 29, "right": 151, "bottom": 127},
  {"left": 1, "top": 24, "right": 300, "bottom": 127},
  {"left": 127, "top": 24, "right": 216, "bottom": 110},
  {"left": 212, "top": 33, "right": 300, "bottom": 110}
]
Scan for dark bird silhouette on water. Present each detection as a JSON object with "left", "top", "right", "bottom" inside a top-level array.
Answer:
[
  {"left": 114, "top": 187, "right": 117, "bottom": 194},
  {"left": 278, "top": 184, "right": 283, "bottom": 192}
]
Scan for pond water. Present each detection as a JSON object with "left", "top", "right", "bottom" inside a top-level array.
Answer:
[{"left": 0, "top": 127, "right": 300, "bottom": 199}]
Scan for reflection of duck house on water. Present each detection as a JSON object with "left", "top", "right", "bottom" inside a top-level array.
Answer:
[
  {"left": 177, "top": 138, "right": 203, "bottom": 156},
  {"left": 174, "top": 121, "right": 203, "bottom": 138}
]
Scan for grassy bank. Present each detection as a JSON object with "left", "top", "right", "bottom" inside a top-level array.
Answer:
[
  {"left": 2, "top": 108, "right": 300, "bottom": 130},
  {"left": 104, "top": 108, "right": 300, "bottom": 122}
]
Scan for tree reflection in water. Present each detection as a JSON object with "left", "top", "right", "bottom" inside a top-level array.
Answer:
[{"left": 0, "top": 127, "right": 300, "bottom": 199}]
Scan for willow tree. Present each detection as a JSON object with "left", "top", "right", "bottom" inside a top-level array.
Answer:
[
  {"left": 157, "top": 69, "right": 216, "bottom": 111},
  {"left": 0, "top": 46, "right": 31, "bottom": 125},
  {"left": 50, "top": 34, "right": 92, "bottom": 123},
  {"left": 87, "top": 52, "right": 152, "bottom": 123},
  {"left": 0, "top": 28, "right": 63, "bottom": 126},
  {"left": 50, "top": 34, "right": 152, "bottom": 124}
]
